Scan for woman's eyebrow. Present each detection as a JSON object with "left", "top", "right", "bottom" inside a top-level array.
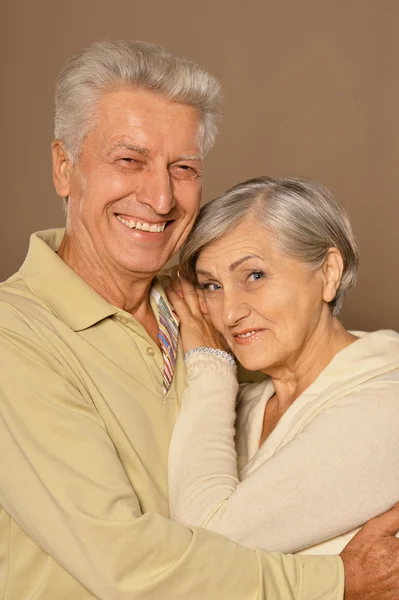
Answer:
[
  {"left": 197, "top": 254, "right": 264, "bottom": 278},
  {"left": 229, "top": 254, "right": 262, "bottom": 271},
  {"left": 196, "top": 268, "right": 214, "bottom": 278}
]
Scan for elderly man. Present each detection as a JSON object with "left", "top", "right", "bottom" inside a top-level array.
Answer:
[{"left": 0, "top": 40, "right": 398, "bottom": 600}]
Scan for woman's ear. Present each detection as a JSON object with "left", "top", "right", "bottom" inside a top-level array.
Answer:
[
  {"left": 52, "top": 140, "right": 73, "bottom": 198},
  {"left": 321, "top": 247, "right": 343, "bottom": 304}
]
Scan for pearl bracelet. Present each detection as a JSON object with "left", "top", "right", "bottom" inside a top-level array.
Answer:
[{"left": 184, "top": 347, "right": 236, "bottom": 368}]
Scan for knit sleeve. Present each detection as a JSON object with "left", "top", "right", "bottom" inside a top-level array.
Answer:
[{"left": 169, "top": 360, "right": 399, "bottom": 553}]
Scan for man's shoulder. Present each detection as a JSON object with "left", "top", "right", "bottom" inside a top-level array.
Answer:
[
  {"left": 0, "top": 269, "right": 23, "bottom": 290},
  {"left": 0, "top": 269, "right": 29, "bottom": 310},
  {"left": 0, "top": 271, "right": 52, "bottom": 332}
]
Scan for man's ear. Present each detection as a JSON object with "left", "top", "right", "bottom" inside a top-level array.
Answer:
[
  {"left": 321, "top": 247, "right": 343, "bottom": 304},
  {"left": 52, "top": 140, "right": 73, "bottom": 198}
]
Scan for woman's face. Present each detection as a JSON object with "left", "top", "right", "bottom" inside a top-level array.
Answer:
[{"left": 195, "top": 219, "right": 331, "bottom": 374}]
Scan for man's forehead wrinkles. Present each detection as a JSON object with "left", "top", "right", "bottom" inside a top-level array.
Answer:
[{"left": 107, "top": 142, "right": 149, "bottom": 156}]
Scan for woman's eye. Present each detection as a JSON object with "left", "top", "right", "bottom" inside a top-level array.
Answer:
[
  {"left": 248, "top": 271, "right": 264, "bottom": 282},
  {"left": 198, "top": 282, "right": 221, "bottom": 293}
]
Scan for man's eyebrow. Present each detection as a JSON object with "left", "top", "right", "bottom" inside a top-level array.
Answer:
[
  {"left": 106, "top": 146, "right": 202, "bottom": 162},
  {"left": 229, "top": 254, "right": 262, "bottom": 271},
  {"left": 175, "top": 155, "right": 203, "bottom": 162},
  {"left": 107, "top": 143, "right": 149, "bottom": 156}
]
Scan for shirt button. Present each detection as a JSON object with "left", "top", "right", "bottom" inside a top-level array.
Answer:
[{"left": 146, "top": 347, "right": 155, "bottom": 356}]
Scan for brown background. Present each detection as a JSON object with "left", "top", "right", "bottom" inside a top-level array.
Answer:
[{"left": 1, "top": 0, "right": 398, "bottom": 331}]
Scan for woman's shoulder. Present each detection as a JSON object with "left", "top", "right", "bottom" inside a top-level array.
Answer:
[
  {"left": 325, "top": 329, "right": 399, "bottom": 381},
  {"left": 352, "top": 329, "right": 399, "bottom": 351}
]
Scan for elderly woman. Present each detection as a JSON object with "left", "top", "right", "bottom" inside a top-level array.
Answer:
[{"left": 166, "top": 176, "right": 399, "bottom": 555}]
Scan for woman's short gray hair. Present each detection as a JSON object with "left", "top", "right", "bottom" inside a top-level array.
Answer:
[
  {"left": 54, "top": 40, "right": 222, "bottom": 162},
  {"left": 180, "top": 176, "right": 359, "bottom": 315}
]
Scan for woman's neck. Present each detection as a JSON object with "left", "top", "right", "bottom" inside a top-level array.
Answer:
[
  {"left": 272, "top": 318, "right": 356, "bottom": 406},
  {"left": 259, "top": 318, "right": 357, "bottom": 446}
]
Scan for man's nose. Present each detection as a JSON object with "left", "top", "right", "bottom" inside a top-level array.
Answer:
[
  {"left": 139, "top": 167, "right": 175, "bottom": 215},
  {"left": 221, "top": 291, "right": 251, "bottom": 326}
]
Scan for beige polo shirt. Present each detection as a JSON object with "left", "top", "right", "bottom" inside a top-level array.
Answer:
[{"left": 0, "top": 229, "right": 343, "bottom": 600}]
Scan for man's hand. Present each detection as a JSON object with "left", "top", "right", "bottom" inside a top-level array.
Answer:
[{"left": 341, "top": 504, "right": 399, "bottom": 599}]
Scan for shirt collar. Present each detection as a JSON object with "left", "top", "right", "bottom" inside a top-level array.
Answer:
[{"left": 19, "top": 229, "right": 120, "bottom": 331}]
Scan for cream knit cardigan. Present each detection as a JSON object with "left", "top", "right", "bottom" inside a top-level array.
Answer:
[{"left": 169, "top": 330, "right": 399, "bottom": 554}]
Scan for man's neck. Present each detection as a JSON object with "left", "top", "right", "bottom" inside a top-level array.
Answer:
[{"left": 57, "top": 233, "right": 160, "bottom": 343}]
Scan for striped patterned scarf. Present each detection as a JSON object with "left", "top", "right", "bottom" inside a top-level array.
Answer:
[{"left": 151, "top": 290, "right": 179, "bottom": 396}]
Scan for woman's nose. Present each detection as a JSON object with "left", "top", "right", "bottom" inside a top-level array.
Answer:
[{"left": 221, "top": 292, "right": 251, "bottom": 326}]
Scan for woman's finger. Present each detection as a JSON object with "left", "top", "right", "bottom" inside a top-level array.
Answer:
[
  {"left": 196, "top": 287, "right": 209, "bottom": 315},
  {"left": 166, "top": 286, "right": 224, "bottom": 353},
  {"left": 165, "top": 286, "right": 194, "bottom": 321},
  {"left": 178, "top": 273, "right": 203, "bottom": 317},
  {"left": 166, "top": 266, "right": 184, "bottom": 299}
]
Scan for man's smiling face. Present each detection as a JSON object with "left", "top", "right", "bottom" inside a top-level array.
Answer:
[{"left": 54, "top": 87, "right": 204, "bottom": 279}]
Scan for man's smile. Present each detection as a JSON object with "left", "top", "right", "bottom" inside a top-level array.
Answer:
[{"left": 116, "top": 214, "right": 168, "bottom": 233}]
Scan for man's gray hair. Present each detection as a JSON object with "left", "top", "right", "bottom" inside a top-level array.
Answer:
[
  {"left": 54, "top": 40, "right": 222, "bottom": 162},
  {"left": 180, "top": 176, "right": 359, "bottom": 315}
]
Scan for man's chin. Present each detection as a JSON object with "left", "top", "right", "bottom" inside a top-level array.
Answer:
[{"left": 115, "top": 254, "right": 172, "bottom": 278}]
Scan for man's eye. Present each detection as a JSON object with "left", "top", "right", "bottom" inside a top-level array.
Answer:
[
  {"left": 117, "top": 157, "right": 142, "bottom": 167},
  {"left": 170, "top": 165, "right": 199, "bottom": 181}
]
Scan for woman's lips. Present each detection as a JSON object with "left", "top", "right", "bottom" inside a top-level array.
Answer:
[{"left": 232, "top": 329, "right": 266, "bottom": 344}]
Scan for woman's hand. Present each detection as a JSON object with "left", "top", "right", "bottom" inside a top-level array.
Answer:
[{"left": 166, "top": 270, "right": 226, "bottom": 354}]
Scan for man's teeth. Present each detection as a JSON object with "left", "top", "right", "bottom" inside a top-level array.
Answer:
[
  {"left": 237, "top": 331, "right": 257, "bottom": 338},
  {"left": 116, "top": 215, "right": 166, "bottom": 232}
]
